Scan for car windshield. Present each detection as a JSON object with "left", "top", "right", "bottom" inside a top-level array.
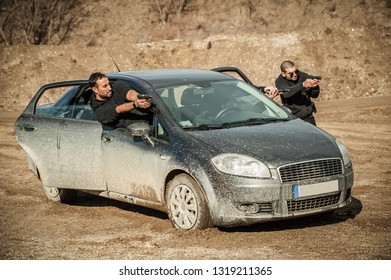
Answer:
[{"left": 155, "top": 79, "right": 291, "bottom": 129}]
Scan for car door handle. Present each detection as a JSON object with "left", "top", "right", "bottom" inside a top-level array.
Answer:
[
  {"left": 102, "top": 135, "right": 113, "bottom": 143},
  {"left": 160, "top": 154, "right": 168, "bottom": 160},
  {"left": 20, "top": 124, "right": 37, "bottom": 131}
]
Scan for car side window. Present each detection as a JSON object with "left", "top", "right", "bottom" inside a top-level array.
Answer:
[
  {"left": 35, "top": 85, "right": 96, "bottom": 121},
  {"left": 35, "top": 86, "right": 79, "bottom": 118}
]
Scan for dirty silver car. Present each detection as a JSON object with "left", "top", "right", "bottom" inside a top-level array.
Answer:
[{"left": 14, "top": 68, "right": 354, "bottom": 230}]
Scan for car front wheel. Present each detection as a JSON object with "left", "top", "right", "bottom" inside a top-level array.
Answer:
[
  {"left": 41, "top": 184, "right": 77, "bottom": 203},
  {"left": 166, "top": 174, "right": 213, "bottom": 230}
]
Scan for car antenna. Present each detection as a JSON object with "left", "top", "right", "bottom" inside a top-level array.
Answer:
[{"left": 106, "top": 48, "right": 121, "bottom": 72}]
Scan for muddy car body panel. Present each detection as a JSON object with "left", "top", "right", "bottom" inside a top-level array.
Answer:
[{"left": 14, "top": 68, "right": 354, "bottom": 229}]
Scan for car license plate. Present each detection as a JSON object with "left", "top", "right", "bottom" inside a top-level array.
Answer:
[{"left": 293, "top": 180, "right": 339, "bottom": 198}]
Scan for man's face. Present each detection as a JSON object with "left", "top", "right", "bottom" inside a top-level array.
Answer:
[
  {"left": 283, "top": 66, "right": 298, "bottom": 81},
  {"left": 92, "top": 77, "right": 112, "bottom": 100}
]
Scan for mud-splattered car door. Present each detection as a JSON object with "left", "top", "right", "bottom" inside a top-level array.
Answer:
[
  {"left": 57, "top": 118, "right": 105, "bottom": 190},
  {"left": 56, "top": 86, "right": 106, "bottom": 190},
  {"left": 101, "top": 122, "right": 169, "bottom": 205}
]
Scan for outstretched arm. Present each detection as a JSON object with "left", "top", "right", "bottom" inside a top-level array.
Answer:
[{"left": 114, "top": 81, "right": 152, "bottom": 113}]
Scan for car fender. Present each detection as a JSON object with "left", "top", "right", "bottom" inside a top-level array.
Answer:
[{"left": 162, "top": 152, "right": 221, "bottom": 223}]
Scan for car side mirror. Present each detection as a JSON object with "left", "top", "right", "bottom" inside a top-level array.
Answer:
[{"left": 127, "top": 122, "right": 155, "bottom": 147}]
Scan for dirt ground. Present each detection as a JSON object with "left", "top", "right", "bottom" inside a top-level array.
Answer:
[
  {"left": 0, "top": 95, "right": 390, "bottom": 260},
  {"left": 0, "top": 0, "right": 390, "bottom": 260}
]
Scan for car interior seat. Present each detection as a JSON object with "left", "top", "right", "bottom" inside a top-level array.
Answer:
[
  {"left": 179, "top": 88, "right": 202, "bottom": 122},
  {"left": 75, "top": 89, "right": 96, "bottom": 120}
]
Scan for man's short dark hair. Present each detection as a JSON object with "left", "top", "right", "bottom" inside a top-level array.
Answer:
[
  {"left": 89, "top": 72, "right": 107, "bottom": 88},
  {"left": 280, "top": 60, "right": 295, "bottom": 72}
]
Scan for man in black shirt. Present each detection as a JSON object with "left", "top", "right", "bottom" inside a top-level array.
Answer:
[
  {"left": 275, "top": 61, "right": 320, "bottom": 126},
  {"left": 89, "top": 72, "right": 153, "bottom": 130}
]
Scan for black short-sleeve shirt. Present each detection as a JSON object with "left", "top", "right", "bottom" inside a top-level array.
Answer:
[{"left": 90, "top": 81, "right": 153, "bottom": 129}]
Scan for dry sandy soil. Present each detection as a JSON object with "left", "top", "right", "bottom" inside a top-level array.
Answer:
[
  {"left": 0, "top": 0, "right": 390, "bottom": 260},
  {"left": 0, "top": 96, "right": 390, "bottom": 260}
]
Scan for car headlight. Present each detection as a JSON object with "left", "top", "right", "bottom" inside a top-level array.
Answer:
[
  {"left": 336, "top": 139, "right": 351, "bottom": 166},
  {"left": 211, "top": 153, "right": 271, "bottom": 178}
]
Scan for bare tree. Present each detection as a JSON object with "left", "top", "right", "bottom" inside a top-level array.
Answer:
[
  {"left": 153, "top": 0, "right": 170, "bottom": 25},
  {"left": 151, "top": 0, "right": 191, "bottom": 25},
  {"left": 0, "top": 0, "right": 87, "bottom": 45},
  {"left": 173, "top": 0, "right": 191, "bottom": 15},
  {"left": 241, "top": 0, "right": 255, "bottom": 19}
]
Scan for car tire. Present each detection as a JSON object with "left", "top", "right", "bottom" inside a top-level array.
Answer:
[
  {"left": 41, "top": 184, "right": 77, "bottom": 203},
  {"left": 166, "top": 174, "right": 214, "bottom": 230}
]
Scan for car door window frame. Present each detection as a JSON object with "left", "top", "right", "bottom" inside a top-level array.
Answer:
[{"left": 31, "top": 81, "right": 96, "bottom": 122}]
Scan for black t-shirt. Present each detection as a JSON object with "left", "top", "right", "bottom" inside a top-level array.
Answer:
[
  {"left": 90, "top": 81, "right": 153, "bottom": 129},
  {"left": 275, "top": 70, "right": 320, "bottom": 106},
  {"left": 275, "top": 70, "right": 320, "bottom": 119}
]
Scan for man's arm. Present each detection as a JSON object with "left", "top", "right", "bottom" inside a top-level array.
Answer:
[
  {"left": 301, "top": 73, "right": 320, "bottom": 98},
  {"left": 275, "top": 75, "right": 304, "bottom": 99},
  {"left": 114, "top": 81, "right": 151, "bottom": 112},
  {"left": 115, "top": 98, "right": 139, "bottom": 113}
]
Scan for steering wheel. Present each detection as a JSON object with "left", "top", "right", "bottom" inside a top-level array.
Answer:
[{"left": 214, "top": 107, "right": 240, "bottom": 122}]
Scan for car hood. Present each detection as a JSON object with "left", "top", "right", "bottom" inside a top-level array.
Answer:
[{"left": 187, "top": 119, "right": 340, "bottom": 167}]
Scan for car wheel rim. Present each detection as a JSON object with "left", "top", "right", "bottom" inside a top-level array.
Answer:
[{"left": 170, "top": 184, "right": 197, "bottom": 229}]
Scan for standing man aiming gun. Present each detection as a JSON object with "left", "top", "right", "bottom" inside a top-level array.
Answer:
[{"left": 275, "top": 60, "right": 321, "bottom": 126}]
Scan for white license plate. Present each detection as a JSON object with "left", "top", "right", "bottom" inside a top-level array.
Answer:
[{"left": 293, "top": 180, "right": 339, "bottom": 198}]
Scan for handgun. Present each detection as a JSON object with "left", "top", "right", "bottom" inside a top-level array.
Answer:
[
  {"left": 137, "top": 93, "right": 152, "bottom": 100},
  {"left": 309, "top": 75, "right": 322, "bottom": 80}
]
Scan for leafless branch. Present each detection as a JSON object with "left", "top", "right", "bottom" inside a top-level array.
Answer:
[{"left": 0, "top": 0, "right": 87, "bottom": 45}]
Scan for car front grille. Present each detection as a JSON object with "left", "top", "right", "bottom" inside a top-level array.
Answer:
[
  {"left": 287, "top": 193, "right": 340, "bottom": 213},
  {"left": 257, "top": 202, "right": 273, "bottom": 213},
  {"left": 279, "top": 158, "right": 343, "bottom": 183}
]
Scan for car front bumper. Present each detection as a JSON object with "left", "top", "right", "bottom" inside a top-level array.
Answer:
[{"left": 204, "top": 162, "right": 354, "bottom": 228}]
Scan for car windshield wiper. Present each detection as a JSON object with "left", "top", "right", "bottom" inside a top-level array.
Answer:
[
  {"left": 184, "top": 118, "right": 289, "bottom": 130},
  {"left": 184, "top": 123, "right": 224, "bottom": 130},
  {"left": 220, "top": 117, "right": 289, "bottom": 128}
]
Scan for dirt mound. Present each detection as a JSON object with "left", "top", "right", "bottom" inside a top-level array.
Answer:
[
  {"left": 1, "top": 96, "right": 390, "bottom": 260},
  {"left": 0, "top": 0, "right": 390, "bottom": 112}
]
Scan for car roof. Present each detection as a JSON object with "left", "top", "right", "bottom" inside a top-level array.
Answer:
[{"left": 107, "top": 68, "right": 234, "bottom": 88}]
